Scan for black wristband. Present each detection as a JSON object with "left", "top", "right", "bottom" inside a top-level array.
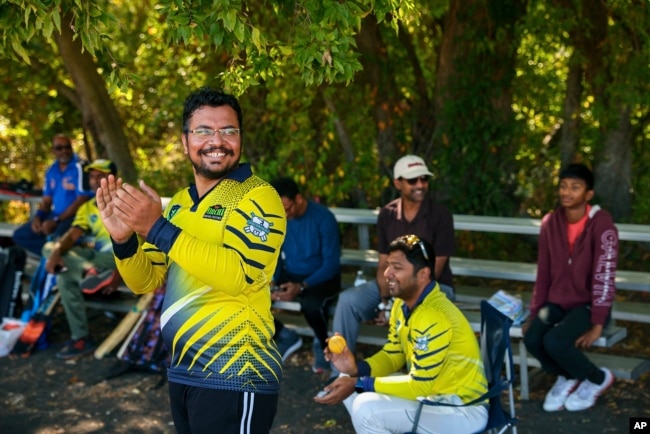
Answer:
[{"left": 354, "top": 376, "right": 366, "bottom": 394}]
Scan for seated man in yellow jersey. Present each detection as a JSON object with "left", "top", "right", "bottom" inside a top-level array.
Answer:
[
  {"left": 42, "top": 159, "right": 121, "bottom": 359},
  {"left": 315, "top": 235, "right": 488, "bottom": 434}
]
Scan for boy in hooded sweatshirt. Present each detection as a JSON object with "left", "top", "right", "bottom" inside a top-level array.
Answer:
[{"left": 523, "top": 163, "right": 617, "bottom": 412}]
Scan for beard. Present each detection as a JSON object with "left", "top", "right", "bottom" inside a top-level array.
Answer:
[{"left": 190, "top": 147, "right": 239, "bottom": 180}]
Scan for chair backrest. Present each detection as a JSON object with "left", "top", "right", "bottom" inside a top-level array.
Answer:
[
  {"left": 479, "top": 300, "right": 516, "bottom": 432},
  {"left": 480, "top": 300, "right": 513, "bottom": 386},
  {"left": 405, "top": 301, "right": 518, "bottom": 434}
]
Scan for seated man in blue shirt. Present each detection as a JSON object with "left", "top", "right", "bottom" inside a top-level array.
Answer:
[
  {"left": 270, "top": 177, "right": 341, "bottom": 373},
  {"left": 13, "top": 134, "right": 92, "bottom": 256}
]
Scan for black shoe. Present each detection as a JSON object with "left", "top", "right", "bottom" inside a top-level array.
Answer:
[
  {"left": 56, "top": 337, "right": 97, "bottom": 360},
  {"left": 81, "top": 270, "right": 118, "bottom": 295}
]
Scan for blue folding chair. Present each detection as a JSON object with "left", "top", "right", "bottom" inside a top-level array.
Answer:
[{"left": 406, "top": 300, "right": 518, "bottom": 434}]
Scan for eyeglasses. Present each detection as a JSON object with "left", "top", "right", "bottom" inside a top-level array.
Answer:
[
  {"left": 400, "top": 176, "right": 429, "bottom": 185},
  {"left": 404, "top": 234, "right": 430, "bottom": 261},
  {"left": 185, "top": 128, "right": 241, "bottom": 139},
  {"left": 53, "top": 145, "right": 72, "bottom": 151}
]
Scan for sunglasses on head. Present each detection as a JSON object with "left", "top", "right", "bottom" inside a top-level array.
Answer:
[
  {"left": 400, "top": 176, "right": 429, "bottom": 185},
  {"left": 404, "top": 234, "right": 430, "bottom": 261}
]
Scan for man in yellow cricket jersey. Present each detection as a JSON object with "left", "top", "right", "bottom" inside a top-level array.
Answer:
[
  {"left": 96, "top": 88, "right": 286, "bottom": 434},
  {"left": 316, "top": 235, "right": 488, "bottom": 434}
]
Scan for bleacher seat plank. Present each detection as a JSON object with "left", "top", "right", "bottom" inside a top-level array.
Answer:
[
  {"left": 341, "top": 249, "right": 650, "bottom": 293},
  {"left": 455, "top": 285, "right": 650, "bottom": 324},
  {"left": 515, "top": 351, "right": 650, "bottom": 382},
  {"left": 0, "top": 222, "right": 19, "bottom": 238},
  {"left": 341, "top": 250, "right": 650, "bottom": 324}
]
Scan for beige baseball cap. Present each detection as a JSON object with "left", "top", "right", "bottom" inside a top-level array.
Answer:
[{"left": 393, "top": 155, "right": 433, "bottom": 180}]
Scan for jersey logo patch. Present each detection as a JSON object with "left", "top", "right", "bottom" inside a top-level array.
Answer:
[
  {"left": 167, "top": 204, "right": 181, "bottom": 221},
  {"left": 244, "top": 212, "right": 273, "bottom": 242},
  {"left": 203, "top": 204, "right": 226, "bottom": 221},
  {"left": 414, "top": 335, "right": 430, "bottom": 352}
]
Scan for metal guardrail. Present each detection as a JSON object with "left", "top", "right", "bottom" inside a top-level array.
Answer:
[
  {"left": 329, "top": 206, "right": 650, "bottom": 248},
  {"left": 3, "top": 195, "right": 649, "bottom": 243}
]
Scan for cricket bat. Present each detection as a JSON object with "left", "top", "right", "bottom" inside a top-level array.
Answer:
[
  {"left": 116, "top": 306, "right": 149, "bottom": 359},
  {"left": 94, "top": 291, "right": 155, "bottom": 359},
  {"left": 10, "top": 290, "right": 61, "bottom": 358}
]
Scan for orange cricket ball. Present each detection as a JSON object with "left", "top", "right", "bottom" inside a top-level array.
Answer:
[{"left": 328, "top": 335, "right": 347, "bottom": 354}]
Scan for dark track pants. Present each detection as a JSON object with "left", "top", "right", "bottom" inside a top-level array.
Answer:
[
  {"left": 523, "top": 303, "right": 606, "bottom": 382},
  {"left": 169, "top": 382, "right": 278, "bottom": 434}
]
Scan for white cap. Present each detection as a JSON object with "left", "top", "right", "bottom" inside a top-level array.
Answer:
[{"left": 393, "top": 155, "right": 434, "bottom": 180}]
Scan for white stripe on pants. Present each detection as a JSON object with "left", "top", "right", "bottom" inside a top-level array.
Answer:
[{"left": 240, "top": 391, "right": 254, "bottom": 433}]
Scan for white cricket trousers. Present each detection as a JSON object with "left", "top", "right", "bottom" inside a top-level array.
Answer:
[{"left": 344, "top": 392, "right": 488, "bottom": 434}]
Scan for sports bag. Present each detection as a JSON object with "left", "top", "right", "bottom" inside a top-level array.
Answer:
[
  {"left": 116, "top": 283, "right": 169, "bottom": 373},
  {"left": 0, "top": 246, "right": 27, "bottom": 319}
]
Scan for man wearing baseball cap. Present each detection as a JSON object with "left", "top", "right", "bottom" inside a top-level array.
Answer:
[
  {"left": 331, "top": 154, "right": 455, "bottom": 369},
  {"left": 84, "top": 159, "right": 118, "bottom": 175},
  {"left": 42, "top": 159, "right": 122, "bottom": 359},
  {"left": 392, "top": 154, "right": 435, "bottom": 179}
]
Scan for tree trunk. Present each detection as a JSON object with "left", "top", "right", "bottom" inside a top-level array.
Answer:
[
  {"left": 395, "top": 22, "right": 436, "bottom": 161},
  {"left": 356, "top": 15, "right": 400, "bottom": 179},
  {"left": 559, "top": 55, "right": 582, "bottom": 168},
  {"left": 594, "top": 106, "right": 632, "bottom": 221},
  {"left": 565, "top": 0, "right": 633, "bottom": 220},
  {"left": 54, "top": 14, "right": 137, "bottom": 182},
  {"left": 322, "top": 94, "right": 368, "bottom": 207}
]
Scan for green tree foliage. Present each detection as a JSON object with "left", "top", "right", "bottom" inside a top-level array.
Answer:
[{"left": 0, "top": 0, "right": 648, "bottom": 224}]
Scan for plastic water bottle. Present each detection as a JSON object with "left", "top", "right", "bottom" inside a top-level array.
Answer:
[{"left": 354, "top": 270, "right": 367, "bottom": 287}]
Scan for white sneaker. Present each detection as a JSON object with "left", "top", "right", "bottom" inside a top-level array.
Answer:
[
  {"left": 565, "top": 368, "right": 614, "bottom": 411},
  {"left": 543, "top": 375, "right": 578, "bottom": 412}
]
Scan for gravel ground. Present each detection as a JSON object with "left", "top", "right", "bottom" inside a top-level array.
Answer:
[{"left": 0, "top": 306, "right": 648, "bottom": 433}]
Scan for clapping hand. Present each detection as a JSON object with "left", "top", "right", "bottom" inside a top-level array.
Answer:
[{"left": 97, "top": 176, "right": 163, "bottom": 241}]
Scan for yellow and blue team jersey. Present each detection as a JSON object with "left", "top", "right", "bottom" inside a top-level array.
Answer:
[
  {"left": 113, "top": 164, "right": 286, "bottom": 394},
  {"left": 363, "top": 284, "right": 488, "bottom": 403},
  {"left": 71, "top": 199, "right": 113, "bottom": 252}
]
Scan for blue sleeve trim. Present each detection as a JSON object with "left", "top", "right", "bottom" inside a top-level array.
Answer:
[
  {"left": 112, "top": 233, "right": 139, "bottom": 259},
  {"left": 362, "top": 376, "right": 375, "bottom": 393},
  {"left": 147, "top": 216, "right": 181, "bottom": 253},
  {"left": 357, "top": 360, "right": 371, "bottom": 377}
]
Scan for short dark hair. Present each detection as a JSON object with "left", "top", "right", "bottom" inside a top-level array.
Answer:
[
  {"left": 559, "top": 163, "right": 594, "bottom": 191},
  {"left": 270, "top": 177, "right": 300, "bottom": 200},
  {"left": 182, "top": 87, "right": 243, "bottom": 140},
  {"left": 387, "top": 235, "right": 435, "bottom": 274},
  {"left": 52, "top": 134, "right": 71, "bottom": 146}
]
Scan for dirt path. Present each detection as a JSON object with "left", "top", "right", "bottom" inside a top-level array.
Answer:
[{"left": 0, "top": 310, "right": 648, "bottom": 433}]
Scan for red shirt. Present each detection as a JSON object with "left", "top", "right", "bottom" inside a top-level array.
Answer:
[{"left": 567, "top": 204, "right": 591, "bottom": 254}]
